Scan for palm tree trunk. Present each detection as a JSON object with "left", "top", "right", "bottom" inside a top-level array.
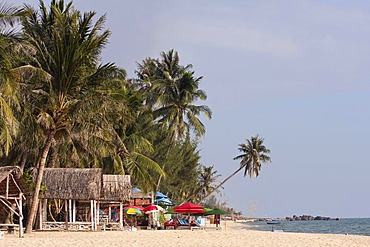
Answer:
[
  {"left": 25, "top": 129, "right": 56, "bottom": 233},
  {"left": 199, "top": 165, "right": 244, "bottom": 203}
]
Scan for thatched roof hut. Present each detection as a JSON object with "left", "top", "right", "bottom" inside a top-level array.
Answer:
[
  {"left": 101, "top": 175, "right": 131, "bottom": 202},
  {"left": 34, "top": 168, "right": 102, "bottom": 200},
  {"left": 0, "top": 166, "right": 26, "bottom": 237},
  {"left": 33, "top": 168, "right": 132, "bottom": 202},
  {"left": 0, "top": 166, "right": 25, "bottom": 197}
]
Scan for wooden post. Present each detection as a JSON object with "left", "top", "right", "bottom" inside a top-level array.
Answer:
[
  {"left": 5, "top": 176, "right": 9, "bottom": 198},
  {"left": 65, "top": 200, "right": 68, "bottom": 230},
  {"left": 69, "top": 200, "right": 72, "bottom": 223},
  {"left": 19, "top": 193, "right": 23, "bottom": 238},
  {"left": 72, "top": 200, "right": 76, "bottom": 223},
  {"left": 93, "top": 200, "right": 97, "bottom": 230},
  {"left": 96, "top": 202, "right": 100, "bottom": 230},
  {"left": 90, "top": 200, "right": 94, "bottom": 230},
  {"left": 43, "top": 199, "right": 47, "bottom": 224},
  {"left": 39, "top": 199, "right": 43, "bottom": 230},
  {"left": 119, "top": 203, "right": 123, "bottom": 230}
]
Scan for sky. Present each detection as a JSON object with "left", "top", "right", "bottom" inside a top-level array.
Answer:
[{"left": 13, "top": 0, "right": 370, "bottom": 218}]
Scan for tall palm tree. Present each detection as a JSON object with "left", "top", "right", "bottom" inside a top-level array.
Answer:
[
  {"left": 155, "top": 50, "right": 212, "bottom": 141},
  {"left": 20, "top": 0, "right": 121, "bottom": 232},
  {"left": 200, "top": 135, "right": 271, "bottom": 202},
  {"left": 136, "top": 50, "right": 212, "bottom": 190},
  {"left": 137, "top": 50, "right": 212, "bottom": 142}
]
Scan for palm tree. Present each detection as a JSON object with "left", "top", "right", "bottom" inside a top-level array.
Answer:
[
  {"left": 183, "top": 165, "right": 221, "bottom": 203},
  {"left": 20, "top": 0, "right": 122, "bottom": 232},
  {"left": 136, "top": 50, "right": 212, "bottom": 190},
  {"left": 0, "top": 3, "right": 28, "bottom": 156},
  {"left": 200, "top": 135, "right": 271, "bottom": 202},
  {"left": 154, "top": 50, "right": 212, "bottom": 141},
  {"left": 198, "top": 165, "right": 221, "bottom": 200}
]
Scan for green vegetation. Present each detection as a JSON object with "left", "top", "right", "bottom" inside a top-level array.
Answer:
[{"left": 0, "top": 0, "right": 271, "bottom": 232}]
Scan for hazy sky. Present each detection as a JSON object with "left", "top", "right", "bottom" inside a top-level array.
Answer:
[{"left": 14, "top": 0, "right": 370, "bottom": 218}]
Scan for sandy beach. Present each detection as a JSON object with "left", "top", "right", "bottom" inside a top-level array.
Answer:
[{"left": 1, "top": 222, "right": 370, "bottom": 247}]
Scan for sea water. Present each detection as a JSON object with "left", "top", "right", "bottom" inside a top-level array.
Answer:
[{"left": 242, "top": 218, "right": 370, "bottom": 236}]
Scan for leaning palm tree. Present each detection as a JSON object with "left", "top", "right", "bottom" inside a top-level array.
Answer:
[
  {"left": 20, "top": 0, "right": 122, "bottom": 233},
  {"left": 200, "top": 135, "right": 271, "bottom": 202}
]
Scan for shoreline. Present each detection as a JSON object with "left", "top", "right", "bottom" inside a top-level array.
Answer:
[{"left": 2, "top": 221, "right": 370, "bottom": 247}]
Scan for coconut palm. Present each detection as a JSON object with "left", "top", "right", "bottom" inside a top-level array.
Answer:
[
  {"left": 0, "top": 3, "right": 27, "bottom": 155},
  {"left": 137, "top": 50, "right": 212, "bottom": 142},
  {"left": 136, "top": 50, "right": 212, "bottom": 190},
  {"left": 20, "top": 0, "right": 122, "bottom": 232},
  {"left": 199, "top": 165, "right": 221, "bottom": 200},
  {"left": 200, "top": 135, "right": 271, "bottom": 202}
]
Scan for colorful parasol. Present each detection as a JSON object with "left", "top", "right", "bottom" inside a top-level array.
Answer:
[{"left": 124, "top": 207, "right": 142, "bottom": 215}]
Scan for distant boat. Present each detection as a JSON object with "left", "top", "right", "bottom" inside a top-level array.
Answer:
[
  {"left": 267, "top": 221, "right": 284, "bottom": 232},
  {"left": 267, "top": 221, "right": 281, "bottom": 225}
]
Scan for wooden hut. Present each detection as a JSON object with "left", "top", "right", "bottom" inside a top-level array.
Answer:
[
  {"left": 100, "top": 175, "right": 131, "bottom": 229},
  {"left": 34, "top": 168, "right": 131, "bottom": 231},
  {"left": 0, "top": 166, "right": 26, "bottom": 237},
  {"left": 130, "top": 189, "right": 152, "bottom": 206}
]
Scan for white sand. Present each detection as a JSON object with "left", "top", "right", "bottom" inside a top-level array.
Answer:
[{"left": 1, "top": 222, "right": 370, "bottom": 247}]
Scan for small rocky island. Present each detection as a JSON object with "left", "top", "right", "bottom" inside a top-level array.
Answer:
[
  {"left": 257, "top": 215, "right": 340, "bottom": 222},
  {"left": 285, "top": 215, "right": 340, "bottom": 221}
]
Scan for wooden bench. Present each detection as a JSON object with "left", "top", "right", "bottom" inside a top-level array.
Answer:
[{"left": 0, "top": 224, "right": 19, "bottom": 234}]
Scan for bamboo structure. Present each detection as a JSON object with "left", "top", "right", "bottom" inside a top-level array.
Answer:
[
  {"left": 0, "top": 166, "right": 26, "bottom": 237},
  {"left": 32, "top": 168, "right": 131, "bottom": 231}
]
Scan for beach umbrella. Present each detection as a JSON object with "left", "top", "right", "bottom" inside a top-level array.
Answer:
[
  {"left": 155, "top": 191, "right": 168, "bottom": 198},
  {"left": 123, "top": 205, "right": 144, "bottom": 211},
  {"left": 154, "top": 191, "right": 175, "bottom": 206},
  {"left": 124, "top": 207, "right": 142, "bottom": 215},
  {"left": 131, "top": 187, "right": 142, "bottom": 192},
  {"left": 174, "top": 202, "right": 204, "bottom": 214},
  {"left": 204, "top": 208, "right": 229, "bottom": 216},
  {"left": 143, "top": 205, "right": 164, "bottom": 213},
  {"left": 155, "top": 197, "right": 175, "bottom": 206}
]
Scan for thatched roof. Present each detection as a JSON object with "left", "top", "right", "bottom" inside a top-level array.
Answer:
[
  {"left": 101, "top": 175, "right": 131, "bottom": 202},
  {"left": 35, "top": 168, "right": 102, "bottom": 200},
  {"left": 131, "top": 190, "right": 152, "bottom": 199},
  {"left": 0, "top": 166, "right": 25, "bottom": 197}
]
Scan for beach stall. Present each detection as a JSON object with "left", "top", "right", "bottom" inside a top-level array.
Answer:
[{"left": 0, "top": 166, "right": 27, "bottom": 237}]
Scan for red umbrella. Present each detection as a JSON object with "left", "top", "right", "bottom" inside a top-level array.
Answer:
[
  {"left": 174, "top": 202, "right": 204, "bottom": 214},
  {"left": 143, "top": 205, "right": 164, "bottom": 213}
]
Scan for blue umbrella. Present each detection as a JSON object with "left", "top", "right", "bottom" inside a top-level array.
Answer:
[
  {"left": 155, "top": 191, "right": 168, "bottom": 198},
  {"left": 155, "top": 197, "right": 174, "bottom": 206},
  {"left": 131, "top": 187, "right": 142, "bottom": 192}
]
